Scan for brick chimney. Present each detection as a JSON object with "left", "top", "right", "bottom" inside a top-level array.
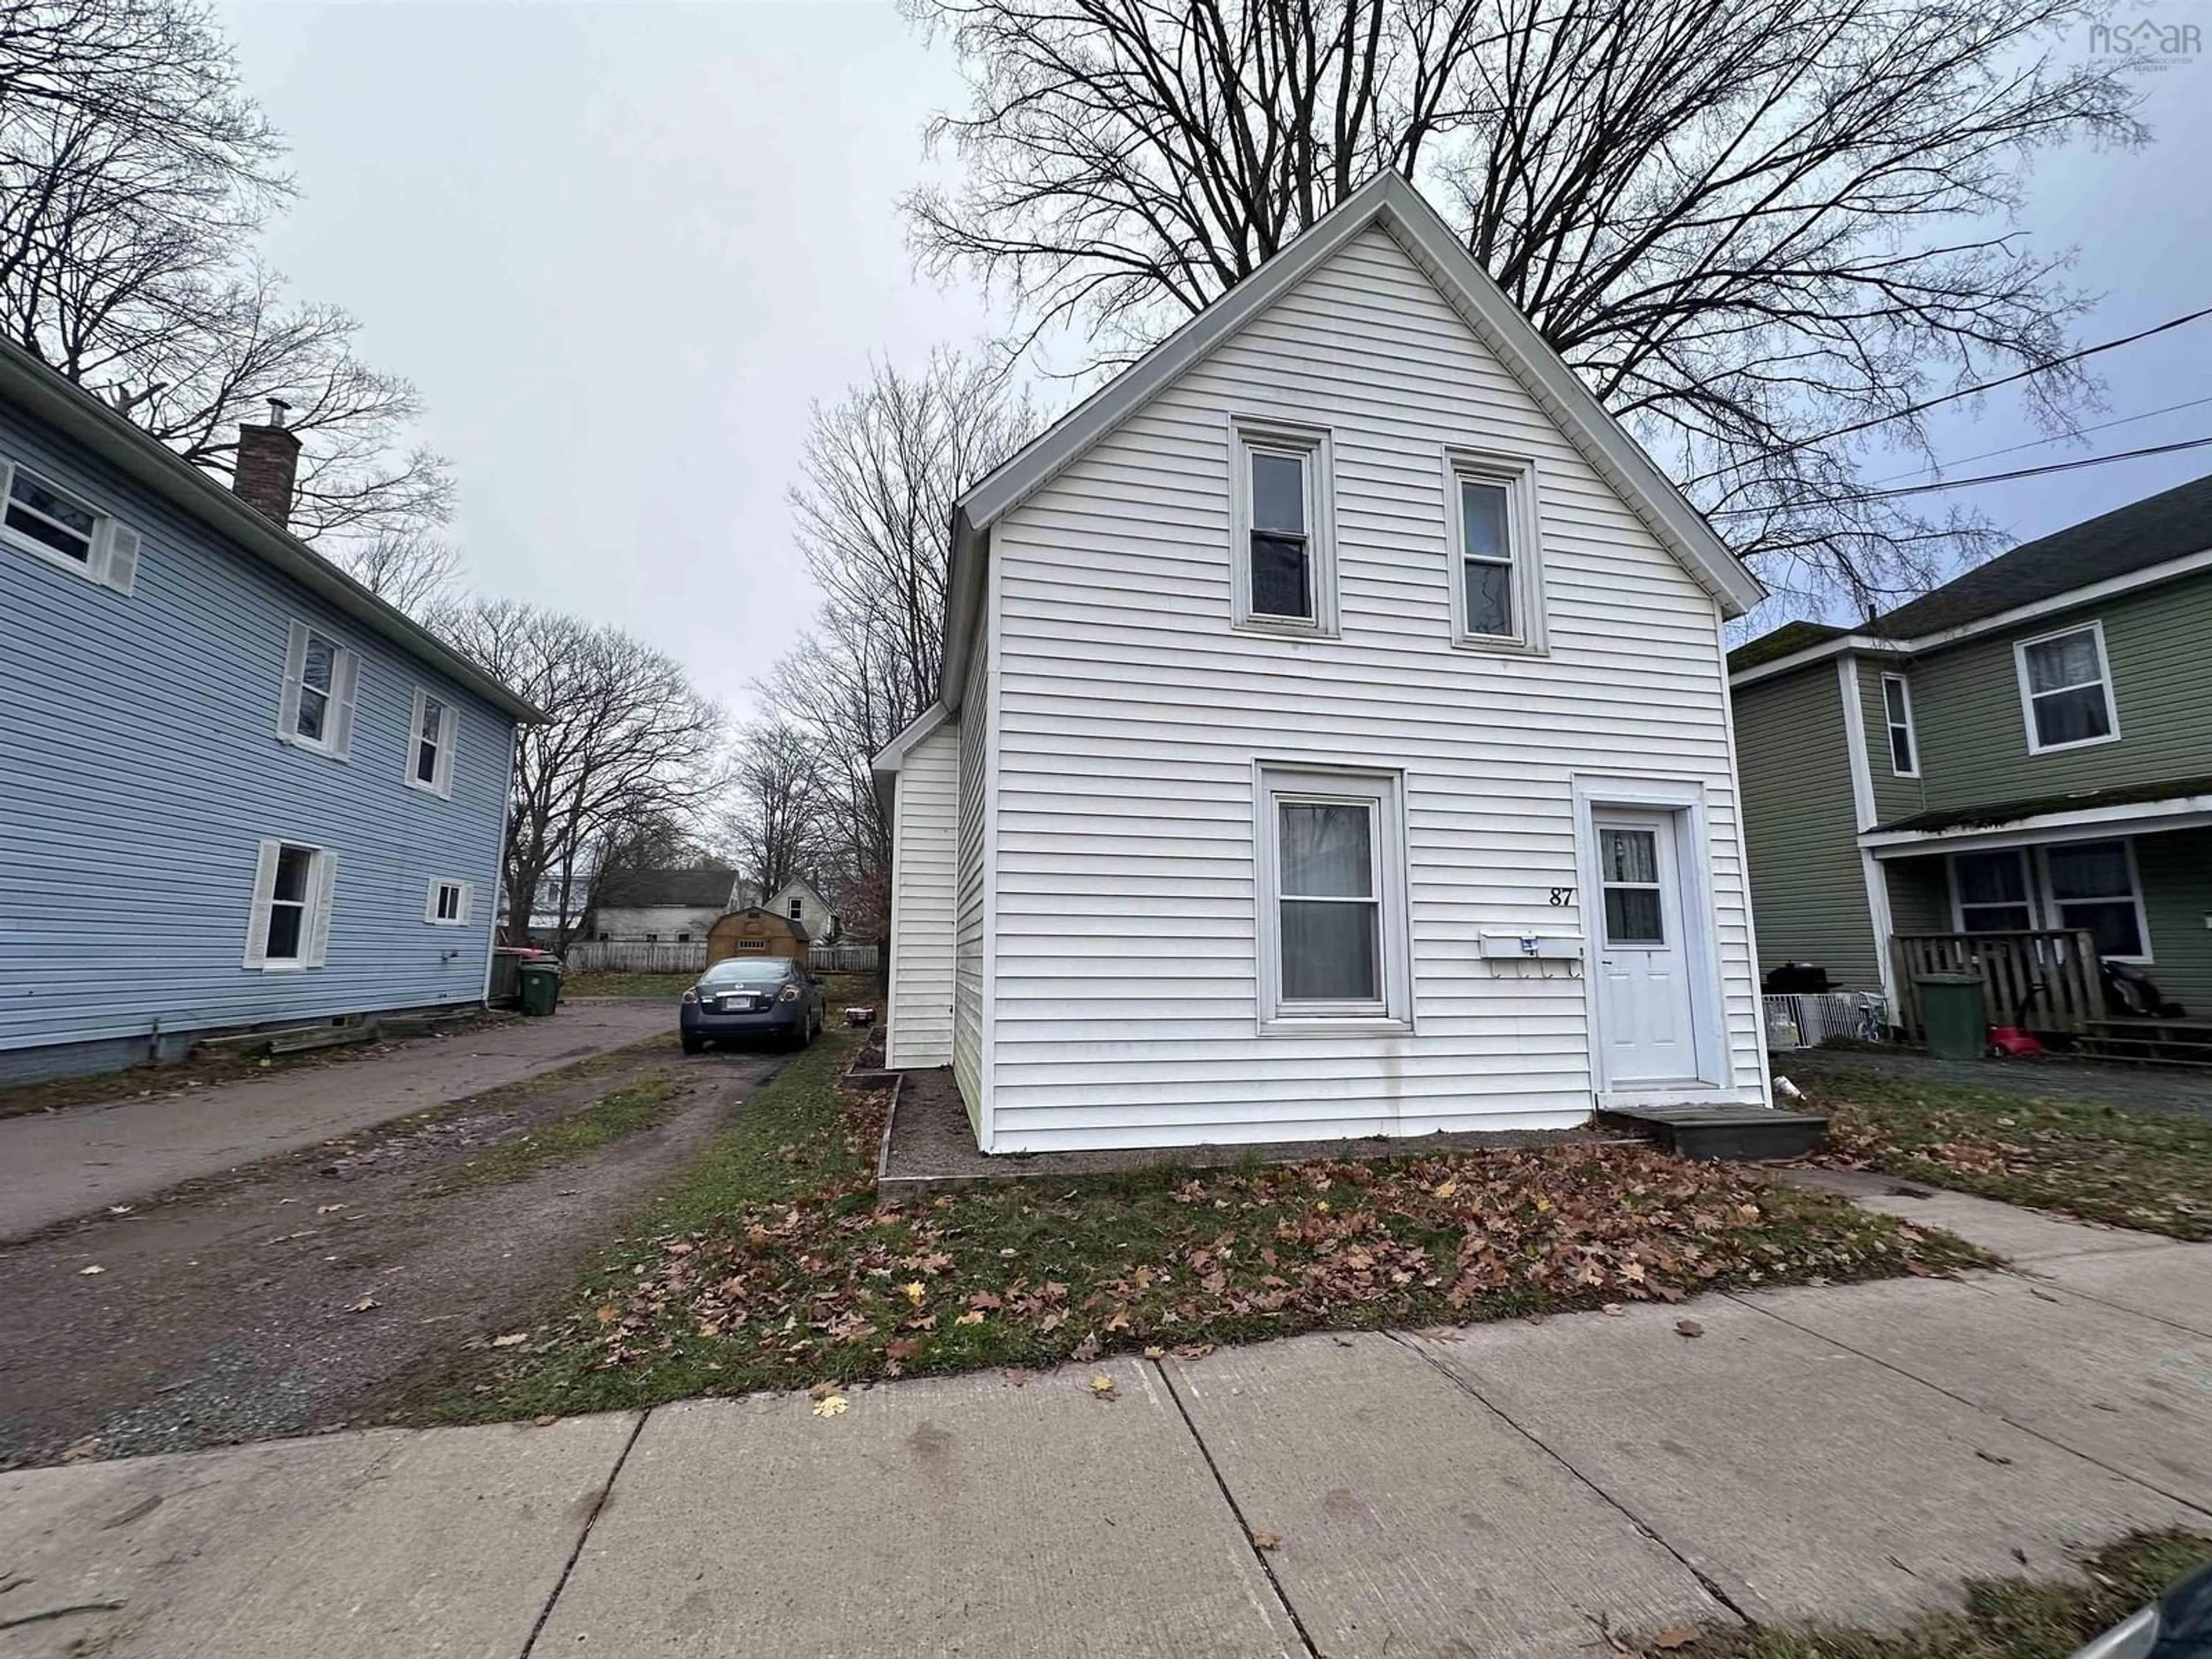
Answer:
[{"left": 233, "top": 399, "right": 302, "bottom": 527}]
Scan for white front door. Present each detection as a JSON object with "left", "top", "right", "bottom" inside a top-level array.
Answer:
[{"left": 1591, "top": 809, "right": 1699, "bottom": 1087}]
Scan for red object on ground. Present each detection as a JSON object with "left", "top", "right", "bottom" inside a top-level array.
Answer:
[{"left": 1986, "top": 1025, "right": 2044, "bottom": 1058}]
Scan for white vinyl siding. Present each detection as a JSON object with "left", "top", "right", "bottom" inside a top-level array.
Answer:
[
  {"left": 0, "top": 457, "right": 139, "bottom": 594},
  {"left": 278, "top": 619, "right": 359, "bottom": 760},
  {"left": 952, "top": 626, "right": 991, "bottom": 1125},
  {"left": 885, "top": 719, "right": 960, "bottom": 1069},
  {"left": 980, "top": 224, "right": 1763, "bottom": 1153}
]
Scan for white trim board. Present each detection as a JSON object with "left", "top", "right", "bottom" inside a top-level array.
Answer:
[
  {"left": 1836, "top": 658, "right": 1900, "bottom": 1012},
  {"left": 1569, "top": 774, "right": 1734, "bottom": 1097}
]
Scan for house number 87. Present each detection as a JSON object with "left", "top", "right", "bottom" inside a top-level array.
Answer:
[{"left": 1548, "top": 887, "right": 1573, "bottom": 906}]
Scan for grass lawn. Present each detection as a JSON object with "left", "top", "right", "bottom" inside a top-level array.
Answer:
[
  {"left": 448, "top": 1028, "right": 1986, "bottom": 1422},
  {"left": 1689, "top": 1531, "right": 2209, "bottom": 1659},
  {"left": 560, "top": 971, "right": 695, "bottom": 999},
  {"left": 1797, "top": 1063, "right": 2212, "bottom": 1241}
]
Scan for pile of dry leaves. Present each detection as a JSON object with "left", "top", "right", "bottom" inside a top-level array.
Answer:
[{"left": 562, "top": 1079, "right": 1983, "bottom": 1394}]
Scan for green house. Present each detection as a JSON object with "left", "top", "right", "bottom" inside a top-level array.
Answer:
[{"left": 1730, "top": 474, "right": 2212, "bottom": 1031}]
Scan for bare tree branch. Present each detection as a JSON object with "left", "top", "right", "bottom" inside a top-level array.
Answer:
[{"left": 904, "top": 0, "right": 2147, "bottom": 608}]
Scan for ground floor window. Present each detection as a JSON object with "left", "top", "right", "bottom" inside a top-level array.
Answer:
[
  {"left": 244, "top": 840, "right": 336, "bottom": 969},
  {"left": 1255, "top": 766, "right": 1408, "bottom": 1029},
  {"left": 1948, "top": 838, "right": 2148, "bottom": 960}
]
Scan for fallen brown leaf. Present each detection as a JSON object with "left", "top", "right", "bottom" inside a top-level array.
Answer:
[
  {"left": 1674, "top": 1319, "right": 1704, "bottom": 1339},
  {"left": 1653, "top": 1626, "right": 1702, "bottom": 1650},
  {"left": 1251, "top": 1529, "right": 1284, "bottom": 1551},
  {"left": 885, "top": 1338, "right": 921, "bottom": 1361}
]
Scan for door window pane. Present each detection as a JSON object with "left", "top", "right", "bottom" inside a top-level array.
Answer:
[
  {"left": 1600, "top": 828, "right": 1658, "bottom": 885},
  {"left": 1604, "top": 887, "right": 1664, "bottom": 945}
]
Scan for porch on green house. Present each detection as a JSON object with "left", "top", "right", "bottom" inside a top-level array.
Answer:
[{"left": 1862, "top": 778, "right": 2212, "bottom": 1058}]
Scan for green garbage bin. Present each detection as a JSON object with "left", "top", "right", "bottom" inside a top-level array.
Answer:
[
  {"left": 518, "top": 960, "right": 562, "bottom": 1018},
  {"left": 1915, "top": 972, "right": 1987, "bottom": 1060}
]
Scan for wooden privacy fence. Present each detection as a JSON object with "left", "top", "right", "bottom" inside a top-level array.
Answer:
[
  {"left": 563, "top": 940, "right": 879, "bottom": 975},
  {"left": 1890, "top": 930, "right": 2100, "bottom": 1039}
]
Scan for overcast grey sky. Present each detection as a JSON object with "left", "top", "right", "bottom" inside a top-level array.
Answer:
[{"left": 220, "top": 2, "right": 2211, "bottom": 693}]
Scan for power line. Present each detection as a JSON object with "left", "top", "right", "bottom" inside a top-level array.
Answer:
[
  {"left": 1686, "top": 304, "right": 2212, "bottom": 487},
  {"left": 1866, "top": 393, "right": 2212, "bottom": 486},
  {"left": 1709, "top": 433, "right": 2212, "bottom": 517}
]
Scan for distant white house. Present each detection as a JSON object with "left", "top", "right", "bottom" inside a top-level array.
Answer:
[
  {"left": 589, "top": 866, "right": 743, "bottom": 944},
  {"left": 872, "top": 174, "right": 1770, "bottom": 1156},
  {"left": 759, "top": 876, "right": 839, "bottom": 942}
]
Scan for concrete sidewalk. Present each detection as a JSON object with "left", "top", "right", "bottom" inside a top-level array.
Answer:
[
  {"left": 3, "top": 1196, "right": 2207, "bottom": 1658},
  {"left": 0, "top": 1001, "right": 671, "bottom": 1240}
]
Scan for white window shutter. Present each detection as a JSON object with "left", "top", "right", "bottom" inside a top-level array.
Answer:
[
  {"left": 305, "top": 851, "right": 338, "bottom": 967},
  {"left": 243, "top": 840, "right": 281, "bottom": 968},
  {"left": 278, "top": 621, "right": 308, "bottom": 739},
  {"left": 328, "top": 650, "right": 359, "bottom": 760},
  {"left": 0, "top": 460, "right": 13, "bottom": 511},
  {"left": 100, "top": 522, "right": 140, "bottom": 595},
  {"left": 458, "top": 882, "right": 474, "bottom": 925},
  {"left": 423, "top": 878, "right": 441, "bottom": 924},
  {"left": 436, "top": 704, "right": 459, "bottom": 797}
]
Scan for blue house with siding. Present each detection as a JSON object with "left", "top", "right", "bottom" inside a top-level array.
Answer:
[{"left": 0, "top": 342, "right": 539, "bottom": 1084}]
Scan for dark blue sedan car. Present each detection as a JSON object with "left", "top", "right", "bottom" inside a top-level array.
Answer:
[{"left": 679, "top": 956, "right": 825, "bottom": 1054}]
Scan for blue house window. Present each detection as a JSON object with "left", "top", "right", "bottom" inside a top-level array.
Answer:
[
  {"left": 279, "top": 620, "right": 359, "bottom": 759},
  {"left": 406, "top": 687, "right": 458, "bottom": 798},
  {"left": 0, "top": 460, "right": 140, "bottom": 594}
]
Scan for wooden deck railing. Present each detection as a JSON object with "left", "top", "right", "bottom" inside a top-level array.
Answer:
[{"left": 1889, "top": 930, "right": 2101, "bottom": 1038}]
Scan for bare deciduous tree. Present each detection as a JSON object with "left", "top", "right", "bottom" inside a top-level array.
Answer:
[
  {"left": 904, "top": 0, "right": 2146, "bottom": 608},
  {"left": 770, "top": 350, "right": 1039, "bottom": 872},
  {"left": 0, "top": 0, "right": 454, "bottom": 548},
  {"left": 332, "top": 526, "right": 461, "bottom": 621},
  {"left": 440, "top": 600, "right": 725, "bottom": 949},
  {"left": 725, "top": 721, "right": 831, "bottom": 903}
]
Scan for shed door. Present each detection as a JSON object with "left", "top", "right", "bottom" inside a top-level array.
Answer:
[{"left": 1590, "top": 810, "right": 1699, "bottom": 1086}]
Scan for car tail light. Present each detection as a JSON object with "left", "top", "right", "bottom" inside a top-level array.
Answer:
[{"left": 778, "top": 983, "right": 800, "bottom": 1002}]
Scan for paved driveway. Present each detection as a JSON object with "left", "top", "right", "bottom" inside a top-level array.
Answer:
[
  {"left": 2, "top": 1192, "right": 2206, "bottom": 1657},
  {"left": 0, "top": 1001, "right": 672, "bottom": 1240}
]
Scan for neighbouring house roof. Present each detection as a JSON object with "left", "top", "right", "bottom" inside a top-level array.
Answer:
[
  {"left": 591, "top": 866, "right": 739, "bottom": 909},
  {"left": 0, "top": 339, "right": 543, "bottom": 723},
  {"left": 1869, "top": 774, "right": 2212, "bottom": 836},
  {"left": 1726, "top": 620, "right": 1847, "bottom": 675},
  {"left": 937, "top": 172, "right": 1766, "bottom": 711},
  {"left": 1874, "top": 472, "right": 2212, "bottom": 639},
  {"left": 1731, "top": 472, "right": 2212, "bottom": 681}
]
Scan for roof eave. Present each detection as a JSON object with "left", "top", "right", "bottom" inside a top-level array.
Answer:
[{"left": 0, "top": 342, "right": 545, "bottom": 724}]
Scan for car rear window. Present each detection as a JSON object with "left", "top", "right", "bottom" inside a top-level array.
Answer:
[{"left": 701, "top": 960, "right": 791, "bottom": 987}]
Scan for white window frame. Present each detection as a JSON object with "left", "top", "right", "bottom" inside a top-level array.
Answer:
[
  {"left": 1229, "top": 419, "right": 1338, "bottom": 638},
  {"left": 1441, "top": 448, "right": 1546, "bottom": 654},
  {"left": 787, "top": 896, "right": 804, "bottom": 920},
  {"left": 2037, "top": 838, "right": 2152, "bottom": 964},
  {"left": 404, "top": 686, "right": 459, "bottom": 799},
  {"left": 2013, "top": 620, "right": 2119, "bottom": 755},
  {"left": 424, "top": 878, "right": 473, "bottom": 927},
  {"left": 1252, "top": 764, "right": 1411, "bottom": 1034},
  {"left": 1880, "top": 672, "right": 1919, "bottom": 777},
  {"left": 243, "top": 839, "right": 337, "bottom": 971},
  {"left": 277, "top": 619, "right": 360, "bottom": 760},
  {"left": 0, "top": 457, "right": 139, "bottom": 594}
]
